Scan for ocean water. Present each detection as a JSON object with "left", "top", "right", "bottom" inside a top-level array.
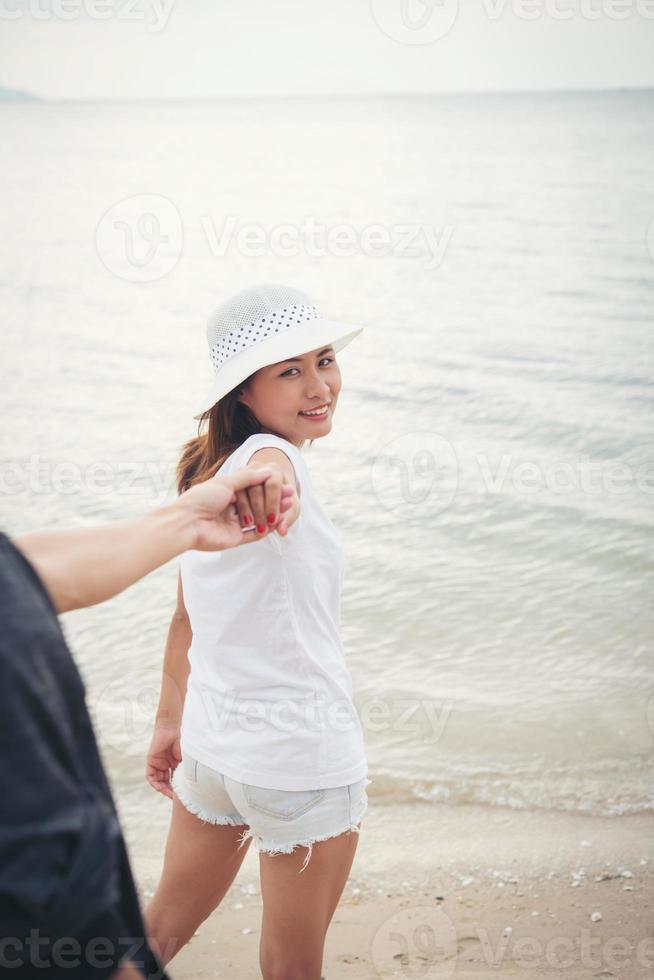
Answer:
[{"left": 1, "top": 91, "right": 653, "bottom": 851}]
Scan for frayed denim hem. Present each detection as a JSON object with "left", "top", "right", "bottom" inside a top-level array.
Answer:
[
  {"left": 173, "top": 782, "right": 246, "bottom": 827},
  {"left": 236, "top": 819, "right": 364, "bottom": 874}
]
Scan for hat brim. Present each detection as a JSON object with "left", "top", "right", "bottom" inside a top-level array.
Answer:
[{"left": 193, "top": 317, "right": 364, "bottom": 419}]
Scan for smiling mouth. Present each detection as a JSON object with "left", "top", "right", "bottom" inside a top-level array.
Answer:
[{"left": 298, "top": 403, "right": 331, "bottom": 418}]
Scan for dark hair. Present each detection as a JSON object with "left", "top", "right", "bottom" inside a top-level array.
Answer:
[{"left": 176, "top": 376, "right": 312, "bottom": 495}]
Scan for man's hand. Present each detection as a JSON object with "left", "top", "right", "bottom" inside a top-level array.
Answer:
[{"left": 178, "top": 466, "right": 297, "bottom": 552}]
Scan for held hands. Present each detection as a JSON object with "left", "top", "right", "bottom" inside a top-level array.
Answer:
[{"left": 177, "top": 465, "right": 297, "bottom": 552}]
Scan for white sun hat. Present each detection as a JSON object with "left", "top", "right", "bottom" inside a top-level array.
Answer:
[{"left": 194, "top": 283, "right": 364, "bottom": 418}]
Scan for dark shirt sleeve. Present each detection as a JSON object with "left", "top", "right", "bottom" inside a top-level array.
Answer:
[
  {"left": 0, "top": 535, "right": 167, "bottom": 978},
  {"left": 0, "top": 581, "right": 123, "bottom": 940}
]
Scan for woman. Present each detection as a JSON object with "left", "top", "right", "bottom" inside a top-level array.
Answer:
[{"left": 144, "top": 283, "right": 370, "bottom": 979}]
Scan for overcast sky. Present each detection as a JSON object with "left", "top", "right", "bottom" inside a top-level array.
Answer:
[{"left": 2, "top": 0, "right": 654, "bottom": 99}]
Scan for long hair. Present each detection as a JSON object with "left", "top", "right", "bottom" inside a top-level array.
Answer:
[{"left": 176, "top": 375, "right": 311, "bottom": 495}]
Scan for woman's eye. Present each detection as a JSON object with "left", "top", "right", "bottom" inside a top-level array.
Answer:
[{"left": 281, "top": 357, "right": 334, "bottom": 377}]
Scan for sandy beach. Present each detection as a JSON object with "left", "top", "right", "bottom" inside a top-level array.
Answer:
[{"left": 128, "top": 800, "right": 654, "bottom": 979}]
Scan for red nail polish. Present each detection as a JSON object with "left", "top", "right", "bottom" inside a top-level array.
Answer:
[
  {"left": 246, "top": 514, "right": 253, "bottom": 524},
  {"left": 256, "top": 523, "right": 266, "bottom": 534},
  {"left": 267, "top": 513, "right": 275, "bottom": 524}
]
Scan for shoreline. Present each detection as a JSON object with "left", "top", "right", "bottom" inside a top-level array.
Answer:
[{"left": 125, "top": 800, "right": 654, "bottom": 979}]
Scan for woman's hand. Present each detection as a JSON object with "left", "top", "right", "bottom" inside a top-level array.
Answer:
[
  {"left": 178, "top": 466, "right": 296, "bottom": 551},
  {"left": 233, "top": 463, "right": 298, "bottom": 539},
  {"left": 146, "top": 724, "right": 182, "bottom": 799}
]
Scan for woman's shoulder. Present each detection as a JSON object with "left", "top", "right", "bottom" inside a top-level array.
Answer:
[
  {"left": 227, "top": 433, "right": 301, "bottom": 470},
  {"left": 242, "top": 432, "right": 302, "bottom": 460},
  {"left": 219, "top": 433, "right": 307, "bottom": 485},
  {"left": 242, "top": 434, "right": 307, "bottom": 492}
]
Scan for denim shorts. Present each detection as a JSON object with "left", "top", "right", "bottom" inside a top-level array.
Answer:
[{"left": 171, "top": 753, "right": 371, "bottom": 873}]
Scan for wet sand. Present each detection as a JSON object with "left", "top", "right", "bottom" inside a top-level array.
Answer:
[{"left": 127, "top": 800, "right": 654, "bottom": 979}]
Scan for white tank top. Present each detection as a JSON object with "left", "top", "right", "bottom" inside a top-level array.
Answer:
[{"left": 178, "top": 432, "right": 368, "bottom": 791}]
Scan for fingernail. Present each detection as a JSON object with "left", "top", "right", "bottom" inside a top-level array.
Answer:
[
  {"left": 246, "top": 514, "right": 253, "bottom": 524},
  {"left": 267, "top": 513, "right": 275, "bottom": 524},
  {"left": 256, "top": 523, "right": 266, "bottom": 534}
]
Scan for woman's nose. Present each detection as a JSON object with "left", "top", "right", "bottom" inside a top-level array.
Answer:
[
  {"left": 305, "top": 382, "right": 331, "bottom": 399},
  {"left": 304, "top": 373, "right": 331, "bottom": 398}
]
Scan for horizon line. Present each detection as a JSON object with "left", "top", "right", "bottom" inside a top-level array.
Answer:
[{"left": 2, "top": 83, "right": 654, "bottom": 104}]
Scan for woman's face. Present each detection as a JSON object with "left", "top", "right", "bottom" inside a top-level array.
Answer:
[{"left": 237, "top": 344, "right": 342, "bottom": 446}]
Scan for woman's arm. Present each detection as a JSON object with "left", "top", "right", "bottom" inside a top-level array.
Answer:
[
  {"left": 155, "top": 572, "right": 192, "bottom": 731},
  {"left": 146, "top": 572, "right": 191, "bottom": 798}
]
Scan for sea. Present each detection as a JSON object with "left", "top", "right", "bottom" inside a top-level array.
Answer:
[{"left": 1, "top": 90, "right": 653, "bottom": 872}]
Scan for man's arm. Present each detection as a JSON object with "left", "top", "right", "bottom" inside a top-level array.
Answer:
[
  {"left": 13, "top": 504, "right": 200, "bottom": 615},
  {"left": 13, "top": 466, "right": 293, "bottom": 614}
]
